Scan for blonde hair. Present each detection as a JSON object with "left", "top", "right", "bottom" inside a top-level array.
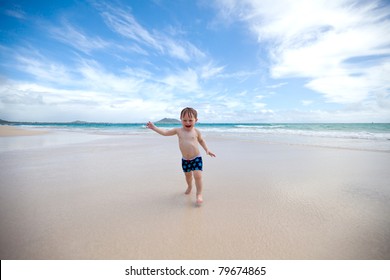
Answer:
[{"left": 180, "top": 107, "right": 198, "bottom": 119}]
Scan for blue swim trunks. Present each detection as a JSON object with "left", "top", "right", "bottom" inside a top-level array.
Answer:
[{"left": 182, "top": 156, "right": 203, "bottom": 172}]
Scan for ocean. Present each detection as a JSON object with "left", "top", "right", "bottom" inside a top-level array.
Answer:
[{"left": 5, "top": 122, "right": 390, "bottom": 152}]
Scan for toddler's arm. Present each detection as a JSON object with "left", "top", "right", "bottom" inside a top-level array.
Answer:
[
  {"left": 197, "top": 129, "right": 216, "bottom": 157},
  {"left": 147, "top": 121, "right": 177, "bottom": 136}
]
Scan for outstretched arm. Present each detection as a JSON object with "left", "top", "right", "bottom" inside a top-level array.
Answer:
[{"left": 147, "top": 121, "right": 177, "bottom": 136}]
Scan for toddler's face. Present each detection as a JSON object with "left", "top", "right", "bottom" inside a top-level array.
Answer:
[{"left": 181, "top": 114, "right": 197, "bottom": 130}]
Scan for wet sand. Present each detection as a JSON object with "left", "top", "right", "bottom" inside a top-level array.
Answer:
[{"left": 0, "top": 131, "right": 389, "bottom": 259}]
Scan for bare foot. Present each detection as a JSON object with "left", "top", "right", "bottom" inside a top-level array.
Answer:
[
  {"left": 185, "top": 187, "right": 192, "bottom": 195},
  {"left": 196, "top": 194, "right": 203, "bottom": 205}
]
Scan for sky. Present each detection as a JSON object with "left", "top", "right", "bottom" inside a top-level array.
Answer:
[{"left": 1, "top": 0, "right": 390, "bottom": 123}]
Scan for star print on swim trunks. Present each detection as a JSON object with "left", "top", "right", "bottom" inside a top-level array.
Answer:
[{"left": 182, "top": 156, "right": 203, "bottom": 172}]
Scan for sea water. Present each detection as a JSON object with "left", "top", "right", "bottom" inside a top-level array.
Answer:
[{"left": 5, "top": 122, "right": 390, "bottom": 152}]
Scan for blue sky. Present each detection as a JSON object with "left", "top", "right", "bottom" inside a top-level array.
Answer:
[{"left": 1, "top": 0, "right": 390, "bottom": 123}]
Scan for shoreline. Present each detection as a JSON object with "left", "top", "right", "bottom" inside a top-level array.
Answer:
[{"left": 1, "top": 123, "right": 390, "bottom": 153}]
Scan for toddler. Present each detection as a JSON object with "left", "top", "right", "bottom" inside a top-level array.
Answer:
[{"left": 147, "top": 107, "right": 216, "bottom": 205}]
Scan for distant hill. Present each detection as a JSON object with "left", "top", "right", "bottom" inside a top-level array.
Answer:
[
  {"left": 0, "top": 119, "right": 91, "bottom": 125},
  {"left": 156, "top": 118, "right": 181, "bottom": 124},
  {"left": 1, "top": 118, "right": 183, "bottom": 124},
  {"left": 0, "top": 119, "right": 12, "bottom": 124}
]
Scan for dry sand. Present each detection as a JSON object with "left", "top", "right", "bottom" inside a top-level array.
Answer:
[
  {"left": 0, "top": 125, "right": 47, "bottom": 137},
  {"left": 0, "top": 130, "right": 389, "bottom": 259}
]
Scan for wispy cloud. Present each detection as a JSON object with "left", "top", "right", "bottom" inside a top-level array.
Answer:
[
  {"left": 49, "top": 21, "right": 110, "bottom": 54},
  {"left": 99, "top": 5, "right": 160, "bottom": 50},
  {"left": 3, "top": 6, "right": 26, "bottom": 20},
  {"left": 12, "top": 48, "right": 77, "bottom": 87},
  {"left": 95, "top": 1, "right": 205, "bottom": 62},
  {"left": 266, "top": 82, "right": 287, "bottom": 89},
  {"left": 199, "top": 63, "right": 225, "bottom": 80},
  {"left": 160, "top": 68, "right": 200, "bottom": 93}
]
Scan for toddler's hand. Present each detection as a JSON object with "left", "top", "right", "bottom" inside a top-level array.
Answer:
[
  {"left": 146, "top": 121, "right": 155, "bottom": 130},
  {"left": 207, "top": 150, "right": 216, "bottom": 157}
]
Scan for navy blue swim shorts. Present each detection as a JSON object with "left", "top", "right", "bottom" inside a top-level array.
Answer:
[{"left": 182, "top": 156, "right": 203, "bottom": 172}]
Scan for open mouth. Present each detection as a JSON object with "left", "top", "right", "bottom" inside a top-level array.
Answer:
[{"left": 185, "top": 125, "right": 192, "bottom": 128}]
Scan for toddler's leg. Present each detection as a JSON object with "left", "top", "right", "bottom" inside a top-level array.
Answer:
[
  {"left": 193, "top": 170, "right": 203, "bottom": 204},
  {"left": 184, "top": 171, "right": 193, "bottom": 194}
]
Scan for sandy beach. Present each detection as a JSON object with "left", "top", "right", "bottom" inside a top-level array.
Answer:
[
  {"left": 0, "top": 125, "right": 48, "bottom": 137},
  {"left": 0, "top": 127, "right": 390, "bottom": 260}
]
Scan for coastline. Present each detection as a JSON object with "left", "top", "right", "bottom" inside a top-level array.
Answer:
[
  {"left": 0, "top": 128, "right": 389, "bottom": 259},
  {"left": 1, "top": 122, "right": 389, "bottom": 152}
]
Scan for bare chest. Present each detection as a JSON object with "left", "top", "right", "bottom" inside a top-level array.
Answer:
[{"left": 177, "top": 130, "right": 198, "bottom": 144}]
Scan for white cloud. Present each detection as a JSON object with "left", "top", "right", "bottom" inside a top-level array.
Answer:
[
  {"left": 301, "top": 100, "right": 313, "bottom": 106},
  {"left": 160, "top": 68, "right": 200, "bottom": 93},
  {"left": 215, "top": 70, "right": 258, "bottom": 82},
  {"left": 11, "top": 49, "right": 144, "bottom": 95},
  {"left": 306, "top": 60, "right": 390, "bottom": 103},
  {"left": 99, "top": 5, "right": 160, "bottom": 51},
  {"left": 253, "top": 102, "right": 267, "bottom": 109},
  {"left": 0, "top": 46, "right": 206, "bottom": 122},
  {"left": 214, "top": 0, "right": 390, "bottom": 105},
  {"left": 49, "top": 21, "right": 110, "bottom": 54},
  {"left": 0, "top": 79, "right": 174, "bottom": 122},
  {"left": 96, "top": 2, "right": 205, "bottom": 62},
  {"left": 4, "top": 6, "right": 26, "bottom": 19},
  {"left": 76, "top": 59, "right": 143, "bottom": 94},
  {"left": 199, "top": 63, "right": 225, "bottom": 79},
  {"left": 266, "top": 82, "right": 287, "bottom": 89},
  {"left": 13, "top": 50, "right": 77, "bottom": 86}
]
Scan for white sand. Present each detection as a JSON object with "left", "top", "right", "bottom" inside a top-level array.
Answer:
[
  {"left": 0, "top": 131, "right": 390, "bottom": 259},
  {"left": 0, "top": 125, "right": 47, "bottom": 137}
]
